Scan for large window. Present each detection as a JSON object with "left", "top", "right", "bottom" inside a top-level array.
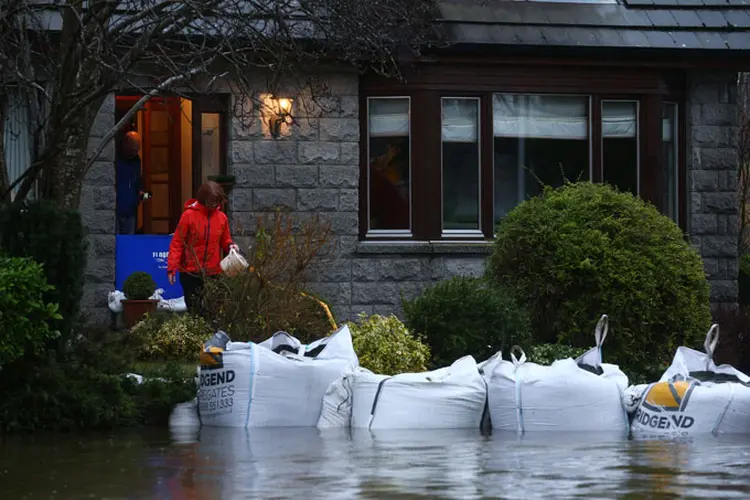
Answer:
[
  {"left": 493, "top": 94, "right": 590, "bottom": 223},
  {"left": 442, "top": 98, "right": 481, "bottom": 234},
  {"left": 360, "top": 67, "right": 684, "bottom": 240},
  {"left": 662, "top": 103, "right": 679, "bottom": 222},
  {"left": 602, "top": 101, "right": 639, "bottom": 196},
  {"left": 367, "top": 97, "right": 411, "bottom": 234}
]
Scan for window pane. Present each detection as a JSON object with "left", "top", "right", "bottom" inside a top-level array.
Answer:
[
  {"left": 493, "top": 94, "right": 590, "bottom": 225},
  {"left": 201, "top": 112, "right": 221, "bottom": 182},
  {"left": 368, "top": 98, "right": 410, "bottom": 231},
  {"left": 602, "top": 101, "right": 638, "bottom": 195},
  {"left": 662, "top": 103, "right": 678, "bottom": 222},
  {"left": 442, "top": 98, "right": 480, "bottom": 231}
]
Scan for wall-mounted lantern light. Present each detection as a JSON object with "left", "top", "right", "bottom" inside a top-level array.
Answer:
[{"left": 268, "top": 97, "right": 293, "bottom": 138}]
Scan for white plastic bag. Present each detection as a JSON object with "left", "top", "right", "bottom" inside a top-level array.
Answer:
[
  {"left": 483, "top": 314, "right": 630, "bottom": 433},
  {"left": 317, "top": 355, "right": 487, "bottom": 430},
  {"left": 157, "top": 296, "right": 187, "bottom": 312},
  {"left": 220, "top": 248, "right": 249, "bottom": 277},
  {"left": 198, "top": 325, "right": 359, "bottom": 427},
  {"left": 628, "top": 325, "right": 750, "bottom": 436},
  {"left": 108, "top": 290, "right": 126, "bottom": 313}
]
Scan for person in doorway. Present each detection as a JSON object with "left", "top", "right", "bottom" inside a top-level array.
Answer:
[
  {"left": 116, "top": 130, "right": 144, "bottom": 234},
  {"left": 167, "top": 181, "right": 239, "bottom": 314}
]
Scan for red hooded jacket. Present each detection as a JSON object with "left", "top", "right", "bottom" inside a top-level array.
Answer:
[{"left": 167, "top": 199, "right": 234, "bottom": 277}]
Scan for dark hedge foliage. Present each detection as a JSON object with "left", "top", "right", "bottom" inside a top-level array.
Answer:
[
  {"left": 486, "top": 182, "right": 711, "bottom": 381},
  {"left": 0, "top": 200, "right": 87, "bottom": 348}
]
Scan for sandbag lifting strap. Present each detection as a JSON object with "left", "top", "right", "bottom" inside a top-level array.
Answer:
[
  {"left": 510, "top": 346, "right": 527, "bottom": 434},
  {"left": 368, "top": 377, "right": 392, "bottom": 429}
]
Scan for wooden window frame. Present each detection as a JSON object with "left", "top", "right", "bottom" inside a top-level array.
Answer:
[{"left": 359, "top": 61, "right": 687, "bottom": 241}]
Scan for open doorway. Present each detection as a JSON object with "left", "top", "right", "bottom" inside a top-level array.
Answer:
[{"left": 114, "top": 94, "right": 228, "bottom": 235}]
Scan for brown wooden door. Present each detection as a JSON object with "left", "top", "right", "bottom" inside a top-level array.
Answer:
[{"left": 141, "top": 98, "right": 182, "bottom": 234}]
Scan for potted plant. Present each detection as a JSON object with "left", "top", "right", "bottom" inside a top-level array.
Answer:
[{"left": 122, "top": 271, "right": 159, "bottom": 328}]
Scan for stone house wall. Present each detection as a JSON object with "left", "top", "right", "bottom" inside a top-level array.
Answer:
[
  {"left": 226, "top": 73, "right": 487, "bottom": 322},
  {"left": 76, "top": 70, "right": 741, "bottom": 325},
  {"left": 687, "top": 70, "right": 740, "bottom": 309}
]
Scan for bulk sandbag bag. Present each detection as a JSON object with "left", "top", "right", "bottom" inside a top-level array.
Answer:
[
  {"left": 626, "top": 325, "right": 750, "bottom": 436},
  {"left": 483, "top": 315, "right": 630, "bottom": 433},
  {"left": 198, "top": 325, "right": 358, "bottom": 427},
  {"left": 317, "top": 355, "right": 487, "bottom": 430}
]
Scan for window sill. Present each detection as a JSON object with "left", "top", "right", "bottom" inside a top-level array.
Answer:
[{"left": 355, "top": 240, "right": 494, "bottom": 255}]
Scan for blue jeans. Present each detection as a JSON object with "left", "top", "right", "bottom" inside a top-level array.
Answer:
[{"left": 117, "top": 214, "right": 136, "bottom": 235}]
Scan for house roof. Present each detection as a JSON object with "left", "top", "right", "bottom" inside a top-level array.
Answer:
[{"left": 438, "top": 0, "right": 750, "bottom": 53}]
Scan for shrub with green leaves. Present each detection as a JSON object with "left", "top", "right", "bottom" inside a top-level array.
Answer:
[
  {"left": 123, "top": 272, "right": 156, "bottom": 301},
  {"left": 348, "top": 314, "right": 430, "bottom": 375},
  {"left": 486, "top": 181, "right": 711, "bottom": 381},
  {"left": 0, "top": 200, "right": 87, "bottom": 348},
  {"left": 130, "top": 313, "right": 212, "bottom": 361},
  {"left": 526, "top": 344, "right": 587, "bottom": 366},
  {"left": 738, "top": 254, "right": 750, "bottom": 306},
  {"left": 0, "top": 256, "right": 62, "bottom": 366},
  {"left": 402, "top": 277, "right": 531, "bottom": 368},
  {"left": 0, "top": 333, "right": 196, "bottom": 433}
]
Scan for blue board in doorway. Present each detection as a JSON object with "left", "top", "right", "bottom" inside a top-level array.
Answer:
[{"left": 115, "top": 235, "right": 184, "bottom": 300}]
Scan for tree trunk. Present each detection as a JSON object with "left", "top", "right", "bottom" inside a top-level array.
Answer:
[{"left": 0, "top": 92, "right": 9, "bottom": 203}]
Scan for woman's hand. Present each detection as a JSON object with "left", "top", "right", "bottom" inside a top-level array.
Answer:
[
  {"left": 168, "top": 272, "right": 176, "bottom": 285},
  {"left": 229, "top": 244, "right": 240, "bottom": 253}
]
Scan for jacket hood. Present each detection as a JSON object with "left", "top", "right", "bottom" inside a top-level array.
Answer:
[{"left": 184, "top": 199, "right": 223, "bottom": 213}]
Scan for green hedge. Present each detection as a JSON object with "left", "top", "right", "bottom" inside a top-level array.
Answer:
[
  {"left": 348, "top": 314, "right": 430, "bottom": 375},
  {"left": 0, "top": 256, "right": 62, "bottom": 366},
  {"left": 486, "top": 182, "right": 711, "bottom": 382},
  {"left": 739, "top": 254, "right": 750, "bottom": 306},
  {"left": 0, "top": 201, "right": 87, "bottom": 348},
  {"left": 403, "top": 277, "right": 531, "bottom": 368}
]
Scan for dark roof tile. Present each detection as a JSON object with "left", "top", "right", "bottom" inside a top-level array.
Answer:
[
  {"left": 644, "top": 29, "right": 679, "bottom": 47},
  {"left": 697, "top": 10, "right": 732, "bottom": 28},
  {"left": 696, "top": 31, "right": 731, "bottom": 48},
  {"left": 670, "top": 10, "right": 704, "bottom": 27},
  {"left": 438, "top": 0, "right": 750, "bottom": 52}
]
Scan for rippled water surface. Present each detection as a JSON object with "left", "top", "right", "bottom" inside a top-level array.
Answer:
[{"left": 3, "top": 427, "right": 750, "bottom": 499}]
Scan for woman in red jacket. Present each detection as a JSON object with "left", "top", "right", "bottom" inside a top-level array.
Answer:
[{"left": 167, "top": 181, "right": 238, "bottom": 313}]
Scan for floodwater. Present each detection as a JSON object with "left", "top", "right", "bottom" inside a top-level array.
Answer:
[{"left": 2, "top": 424, "right": 750, "bottom": 499}]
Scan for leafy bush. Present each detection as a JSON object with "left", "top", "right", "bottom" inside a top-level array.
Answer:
[
  {"left": 202, "top": 211, "right": 336, "bottom": 342},
  {"left": 738, "top": 254, "right": 750, "bottom": 306},
  {"left": 0, "top": 256, "right": 62, "bottom": 366},
  {"left": 0, "top": 200, "right": 87, "bottom": 348},
  {"left": 348, "top": 314, "right": 430, "bottom": 375},
  {"left": 0, "top": 332, "right": 195, "bottom": 433},
  {"left": 402, "top": 277, "right": 531, "bottom": 368},
  {"left": 526, "top": 344, "right": 587, "bottom": 366},
  {"left": 123, "top": 271, "right": 156, "bottom": 300},
  {"left": 486, "top": 182, "right": 711, "bottom": 381},
  {"left": 130, "top": 313, "right": 212, "bottom": 361}
]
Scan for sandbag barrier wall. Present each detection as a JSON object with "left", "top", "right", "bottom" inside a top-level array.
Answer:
[{"left": 193, "top": 319, "right": 750, "bottom": 437}]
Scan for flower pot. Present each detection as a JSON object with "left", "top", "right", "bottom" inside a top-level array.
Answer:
[{"left": 122, "top": 299, "right": 159, "bottom": 328}]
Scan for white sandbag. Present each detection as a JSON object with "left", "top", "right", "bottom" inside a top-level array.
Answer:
[
  {"left": 108, "top": 290, "right": 125, "bottom": 313},
  {"left": 157, "top": 296, "right": 187, "bottom": 312},
  {"left": 483, "top": 314, "right": 630, "bottom": 433},
  {"left": 198, "top": 325, "right": 358, "bottom": 427},
  {"left": 317, "top": 355, "right": 487, "bottom": 430},
  {"left": 628, "top": 325, "right": 750, "bottom": 436}
]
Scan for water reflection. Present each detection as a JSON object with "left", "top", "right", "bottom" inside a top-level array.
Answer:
[{"left": 2, "top": 428, "right": 750, "bottom": 499}]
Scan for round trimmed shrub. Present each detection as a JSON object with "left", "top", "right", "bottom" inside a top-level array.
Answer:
[
  {"left": 123, "top": 272, "right": 156, "bottom": 301},
  {"left": 348, "top": 314, "right": 430, "bottom": 375},
  {"left": 486, "top": 181, "right": 711, "bottom": 381},
  {"left": 402, "top": 277, "right": 531, "bottom": 368}
]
